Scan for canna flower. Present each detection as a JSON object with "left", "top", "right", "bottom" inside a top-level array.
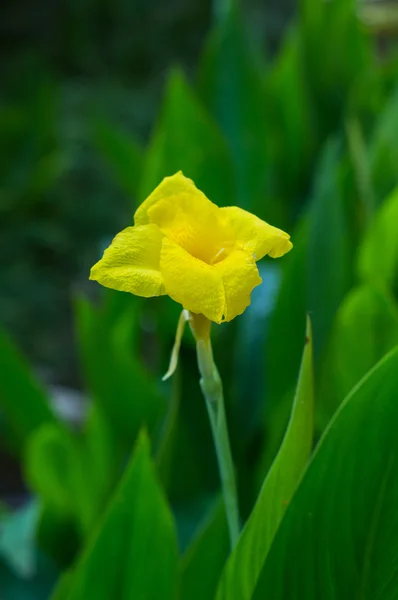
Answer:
[{"left": 90, "top": 172, "right": 292, "bottom": 323}]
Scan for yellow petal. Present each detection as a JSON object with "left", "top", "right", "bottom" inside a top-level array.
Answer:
[
  {"left": 160, "top": 237, "right": 225, "bottom": 323},
  {"left": 221, "top": 206, "right": 293, "bottom": 260},
  {"left": 214, "top": 247, "right": 262, "bottom": 322},
  {"left": 136, "top": 172, "right": 234, "bottom": 264},
  {"left": 90, "top": 224, "right": 165, "bottom": 297},
  {"left": 135, "top": 171, "right": 197, "bottom": 225}
]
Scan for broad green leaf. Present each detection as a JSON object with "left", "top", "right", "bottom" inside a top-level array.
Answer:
[
  {"left": 307, "top": 138, "right": 351, "bottom": 363},
  {"left": 254, "top": 347, "right": 398, "bottom": 599},
  {"left": 217, "top": 317, "right": 313, "bottom": 600},
  {"left": 197, "top": 2, "right": 268, "bottom": 212},
  {"left": 139, "top": 69, "right": 234, "bottom": 208},
  {"left": 369, "top": 86, "right": 398, "bottom": 203},
  {"left": 357, "top": 186, "right": 398, "bottom": 292},
  {"left": 318, "top": 284, "right": 398, "bottom": 426},
  {"left": 75, "top": 295, "right": 166, "bottom": 442},
  {"left": 92, "top": 117, "right": 143, "bottom": 202},
  {"left": 0, "top": 327, "right": 56, "bottom": 450},
  {"left": 180, "top": 498, "right": 229, "bottom": 600},
  {"left": 64, "top": 431, "right": 179, "bottom": 600}
]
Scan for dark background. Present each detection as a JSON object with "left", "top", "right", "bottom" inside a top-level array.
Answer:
[{"left": 1, "top": 0, "right": 294, "bottom": 387}]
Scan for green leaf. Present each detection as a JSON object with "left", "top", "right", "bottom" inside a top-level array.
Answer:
[
  {"left": 75, "top": 295, "right": 166, "bottom": 442},
  {"left": 217, "top": 317, "right": 313, "bottom": 600},
  {"left": 197, "top": 3, "right": 268, "bottom": 212},
  {"left": 369, "top": 86, "right": 398, "bottom": 204},
  {"left": 139, "top": 69, "right": 234, "bottom": 208},
  {"left": 180, "top": 498, "right": 229, "bottom": 600},
  {"left": 319, "top": 284, "right": 398, "bottom": 426},
  {"left": 357, "top": 186, "right": 398, "bottom": 293},
  {"left": 307, "top": 138, "right": 352, "bottom": 363},
  {"left": 253, "top": 347, "right": 398, "bottom": 599},
  {"left": 0, "top": 326, "right": 56, "bottom": 450},
  {"left": 92, "top": 117, "right": 143, "bottom": 202},
  {"left": 64, "top": 431, "right": 179, "bottom": 600}
]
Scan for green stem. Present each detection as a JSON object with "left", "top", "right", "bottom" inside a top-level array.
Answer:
[{"left": 196, "top": 339, "right": 240, "bottom": 549}]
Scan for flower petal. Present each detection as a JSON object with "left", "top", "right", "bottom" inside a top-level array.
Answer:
[
  {"left": 90, "top": 224, "right": 165, "bottom": 297},
  {"left": 214, "top": 248, "right": 262, "bottom": 322},
  {"left": 160, "top": 237, "right": 225, "bottom": 323},
  {"left": 221, "top": 206, "right": 293, "bottom": 260},
  {"left": 136, "top": 172, "right": 234, "bottom": 264},
  {"left": 135, "top": 172, "right": 199, "bottom": 225}
]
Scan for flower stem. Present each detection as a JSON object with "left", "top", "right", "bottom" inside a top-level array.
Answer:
[{"left": 196, "top": 338, "right": 240, "bottom": 549}]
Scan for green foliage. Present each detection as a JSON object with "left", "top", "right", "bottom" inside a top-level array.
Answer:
[
  {"left": 25, "top": 424, "right": 96, "bottom": 536},
  {"left": 197, "top": 2, "right": 269, "bottom": 213},
  {"left": 75, "top": 295, "right": 166, "bottom": 442},
  {"left": 369, "top": 87, "right": 398, "bottom": 204},
  {"left": 59, "top": 431, "right": 179, "bottom": 600},
  {"left": 180, "top": 499, "right": 229, "bottom": 600},
  {"left": 266, "top": 220, "right": 308, "bottom": 411},
  {"left": 217, "top": 317, "right": 313, "bottom": 600},
  {"left": 253, "top": 347, "right": 398, "bottom": 599},
  {"left": 307, "top": 138, "right": 352, "bottom": 363},
  {"left": 0, "top": 328, "right": 56, "bottom": 451},
  {"left": 139, "top": 69, "right": 234, "bottom": 207},
  {"left": 358, "top": 186, "right": 398, "bottom": 292},
  {"left": 92, "top": 117, "right": 143, "bottom": 204},
  {"left": 267, "top": 27, "right": 314, "bottom": 213},
  {"left": 2, "top": 0, "right": 398, "bottom": 598},
  {"left": 319, "top": 285, "right": 398, "bottom": 425},
  {"left": 299, "top": 0, "right": 373, "bottom": 136}
]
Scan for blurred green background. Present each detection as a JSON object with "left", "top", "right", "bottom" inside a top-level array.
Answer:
[{"left": 1, "top": 0, "right": 398, "bottom": 598}]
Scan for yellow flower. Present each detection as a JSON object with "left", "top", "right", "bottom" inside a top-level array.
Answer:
[{"left": 90, "top": 172, "right": 292, "bottom": 324}]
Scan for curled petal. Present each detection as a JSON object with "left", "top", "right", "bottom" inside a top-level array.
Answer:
[
  {"left": 160, "top": 237, "right": 225, "bottom": 323},
  {"left": 221, "top": 206, "right": 293, "bottom": 260},
  {"left": 135, "top": 171, "right": 202, "bottom": 225},
  {"left": 214, "top": 248, "right": 262, "bottom": 322},
  {"left": 90, "top": 224, "right": 165, "bottom": 297}
]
